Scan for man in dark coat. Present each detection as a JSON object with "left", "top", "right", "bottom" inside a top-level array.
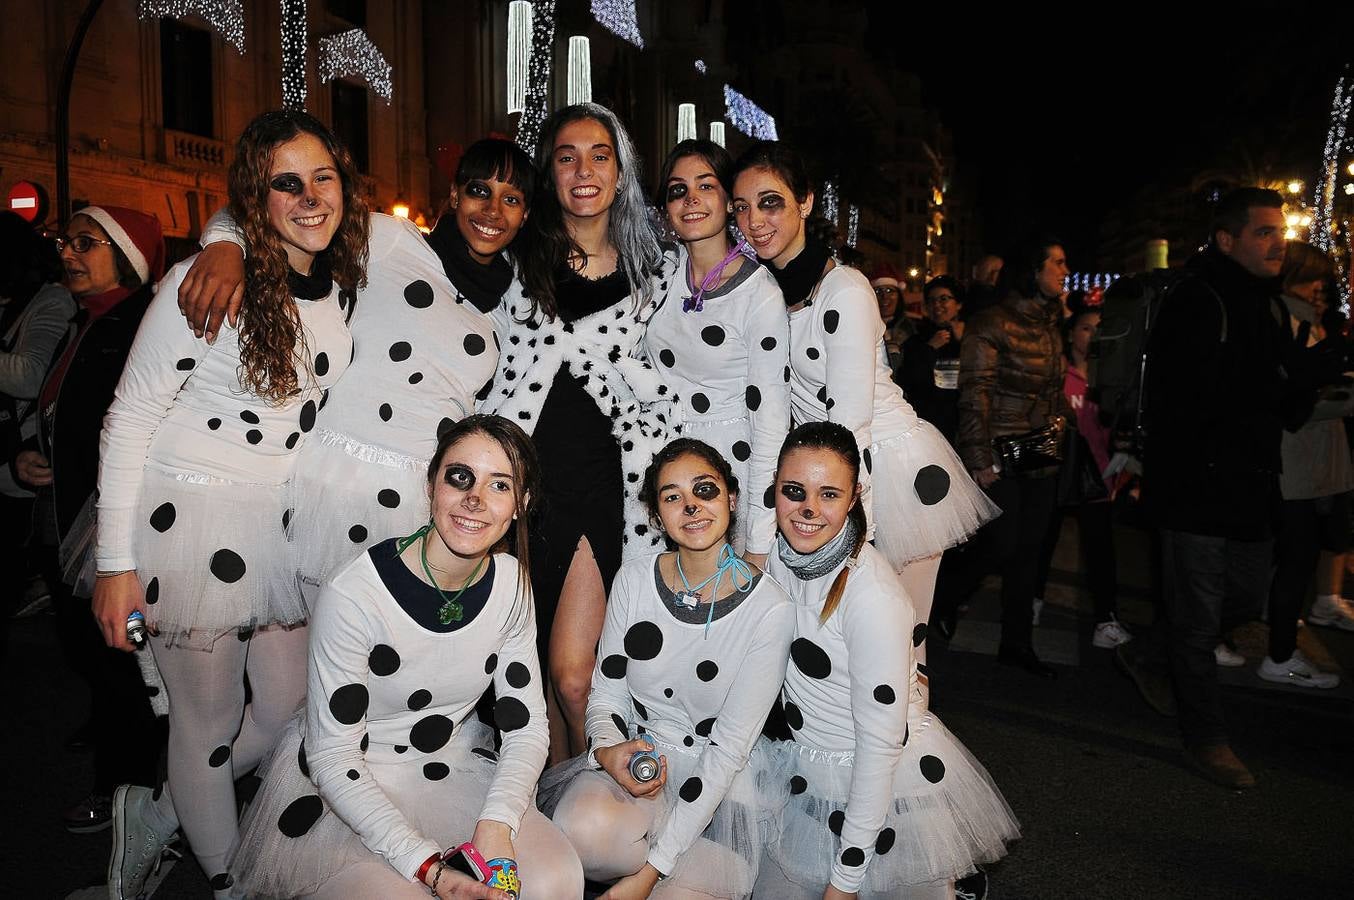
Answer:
[{"left": 1143, "top": 187, "right": 1329, "bottom": 789}]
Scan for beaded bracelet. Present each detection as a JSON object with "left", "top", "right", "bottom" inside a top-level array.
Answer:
[{"left": 428, "top": 861, "right": 448, "bottom": 897}]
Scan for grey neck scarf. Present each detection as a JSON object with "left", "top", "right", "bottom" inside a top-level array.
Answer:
[{"left": 776, "top": 517, "right": 859, "bottom": 581}]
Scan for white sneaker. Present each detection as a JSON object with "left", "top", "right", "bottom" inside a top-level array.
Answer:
[
  {"left": 1214, "top": 644, "right": 1245, "bottom": 667},
  {"left": 1092, "top": 617, "right": 1133, "bottom": 649},
  {"left": 108, "top": 784, "right": 179, "bottom": 900},
  {"left": 1031, "top": 598, "right": 1044, "bottom": 627},
  {"left": 1257, "top": 651, "right": 1340, "bottom": 689},
  {"left": 1307, "top": 595, "right": 1354, "bottom": 632}
]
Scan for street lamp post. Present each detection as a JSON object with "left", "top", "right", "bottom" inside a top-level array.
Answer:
[{"left": 56, "top": 0, "right": 106, "bottom": 225}]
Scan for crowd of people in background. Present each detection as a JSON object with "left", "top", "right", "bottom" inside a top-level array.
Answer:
[{"left": 2, "top": 100, "right": 1349, "bottom": 899}]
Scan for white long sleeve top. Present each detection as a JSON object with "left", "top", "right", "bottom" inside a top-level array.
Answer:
[
  {"left": 96, "top": 259, "right": 351, "bottom": 571},
  {"left": 767, "top": 543, "right": 917, "bottom": 894},
  {"left": 788, "top": 265, "right": 920, "bottom": 533},
  {"left": 643, "top": 248, "right": 790, "bottom": 554},
  {"left": 306, "top": 551, "right": 548, "bottom": 880},
  {"left": 585, "top": 552, "right": 794, "bottom": 877},
  {"left": 202, "top": 212, "right": 499, "bottom": 461}
]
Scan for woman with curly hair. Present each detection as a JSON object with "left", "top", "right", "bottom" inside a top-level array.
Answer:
[
  {"left": 481, "top": 103, "right": 681, "bottom": 762},
  {"left": 93, "top": 109, "right": 368, "bottom": 899}
]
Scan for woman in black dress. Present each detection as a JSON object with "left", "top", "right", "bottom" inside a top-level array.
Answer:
[{"left": 483, "top": 103, "right": 679, "bottom": 761}]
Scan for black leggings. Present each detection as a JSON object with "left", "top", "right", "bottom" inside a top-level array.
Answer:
[{"left": 1035, "top": 500, "right": 1119, "bottom": 622}]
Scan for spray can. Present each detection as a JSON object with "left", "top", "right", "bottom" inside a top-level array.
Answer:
[
  {"left": 629, "top": 737, "right": 661, "bottom": 783},
  {"left": 126, "top": 610, "right": 147, "bottom": 645}
]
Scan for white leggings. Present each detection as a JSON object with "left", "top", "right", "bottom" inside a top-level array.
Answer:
[
  {"left": 899, "top": 553, "right": 943, "bottom": 669},
  {"left": 303, "top": 807, "right": 583, "bottom": 899},
  {"left": 751, "top": 853, "right": 955, "bottom": 900},
  {"left": 149, "top": 625, "right": 309, "bottom": 886},
  {"left": 551, "top": 769, "right": 748, "bottom": 899}
]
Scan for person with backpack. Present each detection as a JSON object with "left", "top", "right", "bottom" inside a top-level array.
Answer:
[{"left": 1142, "top": 188, "right": 1340, "bottom": 790}]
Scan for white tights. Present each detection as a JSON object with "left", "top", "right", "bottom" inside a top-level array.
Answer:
[
  {"left": 551, "top": 769, "right": 747, "bottom": 899},
  {"left": 149, "top": 625, "right": 309, "bottom": 887},
  {"left": 303, "top": 807, "right": 583, "bottom": 899},
  {"left": 751, "top": 853, "right": 955, "bottom": 899}
]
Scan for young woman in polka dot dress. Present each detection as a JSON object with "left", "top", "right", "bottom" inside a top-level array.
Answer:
[
  {"left": 545, "top": 438, "right": 794, "bottom": 899},
  {"left": 94, "top": 111, "right": 367, "bottom": 898},
  {"left": 229, "top": 416, "right": 582, "bottom": 898},
  {"left": 753, "top": 423, "right": 1018, "bottom": 900},
  {"left": 731, "top": 143, "right": 999, "bottom": 692},
  {"left": 643, "top": 140, "right": 790, "bottom": 565},
  {"left": 187, "top": 139, "right": 531, "bottom": 599},
  {"left": 482, "top": 104, "right": 681, "bottom": 762}
]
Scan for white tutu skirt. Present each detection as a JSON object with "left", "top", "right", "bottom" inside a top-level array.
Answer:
[
  {"left": 291, "top": 429, "right": 430, "bottom": 587},
  {"left": 754, "top": 714, "right": 1019, "bottom": 891},
  {"left": 682, "top": 415, "right": 764, "bottom": 555},
  {"left": 133, "top": 466, "right": 304, "bottom": 650},
  {"left": 541, "top": 737, "right": 769, "bottom": 899},
  {"left": 867, "top": 420, "right": 1000, "bottom": 570},
  {"left": 231, "top": 711, "right": 499, "bottom": 898}
]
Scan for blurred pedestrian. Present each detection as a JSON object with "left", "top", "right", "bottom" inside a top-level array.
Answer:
[
  {"left": 870, "top": 264, "right": 912, "bottom": 369},
  {"left": 899, "top": 274, "right": 965, "bottom": 444}
]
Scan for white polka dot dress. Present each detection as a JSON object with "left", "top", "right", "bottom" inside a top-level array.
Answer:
[
  {"left": 787, "top": 266, "right": 999, "bottom": 569},
  {"left": 229, "top": 551, "right": 548, "bottom": 896},
  {"left": 96, "top": 257, "right": 351, "bottom": 649},
  {"left": 755, "top": 545, "right": 1019, "bottom": 894},
  {"left": 287, "top": 214, "right": 499, "bottom": 586},
  {"left": 644, "top": 248, "right": 790, "bottom": 555}
]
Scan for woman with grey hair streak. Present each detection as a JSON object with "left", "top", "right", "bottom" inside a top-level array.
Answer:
[{"left": 481, "top": 103, "right": 681, "bottom": 762}]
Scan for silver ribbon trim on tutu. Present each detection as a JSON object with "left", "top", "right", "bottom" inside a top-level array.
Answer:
[
  {"left": 318, "top": 428, "right": 425, "bottom": 472},
  {"left": 684, "top": 413, "right": 751, "bottom": 428}
]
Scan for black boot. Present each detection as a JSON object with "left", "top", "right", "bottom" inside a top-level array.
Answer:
[{"left": 997, "top": 644, "right": 1057, "bottom": 678}]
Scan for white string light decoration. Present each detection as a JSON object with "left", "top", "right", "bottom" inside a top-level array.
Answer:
[
  {"left": 694, "top": 59, "right": 707, "bottom": 74},
  {"left": 280, "top": 0, "right": 308, "bottom": 108},
  {"left": 847, "top": 204, "right": 859, "bottom": 248},
  {"left": 568, "top": 35, "right": 592, "bottom": 105},
  {"left": 821, "top": 180, "right": 838, "bottom": 230},
  {"left": 677, "top": 103, "right": 696, "bottom": 143},
  {"left": 516, "top": 0, "right": 556, "bottom": 157},
  {"left": 723, "top": 84, "right": 778, "bottom": 140},
  {"left": 590, "top": 0, "right": 643, "bottom": 48},
  {"left": 1309, "top": 71, "right": 1350, "bottom": 253},
  {"left": 507, "top": 0, "right": 532, "bottom": 114},
  {"left": 138, "top": 0, "right": 246, "bottom": 53},
  {"left": 709, "top": 121, "right": 725, "bottom": 147},
  {"left": 318, "top": 29, "right": 392, "bottom": 103}
]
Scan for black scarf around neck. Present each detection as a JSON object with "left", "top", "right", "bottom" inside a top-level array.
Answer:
[
  {"left": 767, "top": 235, "right": 832, "bottom": 308},
  {"left": 426, "top": 216, "right": 514, "bottom": 314},
  {"left": 287, "top": 250, "right": 334, "bottom": 300}
]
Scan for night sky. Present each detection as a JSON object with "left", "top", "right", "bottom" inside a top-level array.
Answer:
[{"left": 862, "top": 1, "right": 1354, "bottom": 267}]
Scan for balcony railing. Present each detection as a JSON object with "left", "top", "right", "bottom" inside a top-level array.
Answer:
[{"left": 163, "top": 129, "right": 226, "bottom": 169}]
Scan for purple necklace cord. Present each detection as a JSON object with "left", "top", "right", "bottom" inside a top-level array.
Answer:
[{"left": 683, "top": 239, "right": 750, "bottom": 312}]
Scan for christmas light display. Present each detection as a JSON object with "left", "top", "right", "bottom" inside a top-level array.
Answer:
[
  {"left": 506, "top": 0, "right": 532, "bottom": 113},
  {"left": 516, "top": 0, "right": 556, "bottom": 157},
  {"left": 847, "top": 204, "right": 859, "bottom": 248},
  {"left": 567, "top": 35, "right": 592, "bottom": 105},
  {"left": 138, "top": 0, "right": 245, "bottom": 53},
  {"left": 723, "top": 84, "right": 777, "bottom": 141},
  {"left": 1309, "top": 72, "right": 1350, "bottom": 253},
  {"left": 709, "top": 121, "right": 725, "bottom": 147},
  {"left": 280, "top": 0, "right": 308, "bottom": 108},
  {"left": 694, "top": 59, "right": 706, "bottom": 74},
  {"left": 821, "top": 180, "right": 838, "bottom": 230},
  {"left": 590, "top": 0, "right": 642, "bottom": 48},
  {"left": 677, "top": 103, "right": 696, "bottom": 143},
  {"left": 318, "top": 29, "right": 392, "bottom": 103}
]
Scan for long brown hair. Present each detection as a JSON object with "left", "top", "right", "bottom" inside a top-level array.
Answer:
[
  {"left": 228, "top": 110, "right": 369, "bottom": 403},
  {"left": 427, "top": 415, "right": 542, "bottom": 618},
  {"left": 776, "top": 422, "right": 867, "bottom": 624}
]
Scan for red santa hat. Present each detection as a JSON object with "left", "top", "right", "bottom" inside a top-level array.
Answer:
[
  {"left": 76, "top": 206, "right": 166, "bottom": 287},
  {"left": 869, "top": 263, "right": 904, "bottom": 291}
]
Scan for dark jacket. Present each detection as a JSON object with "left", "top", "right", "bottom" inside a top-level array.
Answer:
[
  {"left": 22, "top": 285, "right": 153, "bottom": 541},
  {"left": 1142, "top": 247, "right": 1286, "bottom": 540},
  {"left": 898, "top": 319, "right": 962, "bottom": 444},
  {"left": 957, "top": 291, "right": 1070, "bottom": 472}
]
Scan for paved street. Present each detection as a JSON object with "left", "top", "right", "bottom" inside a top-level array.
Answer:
[{"left": 9, "top": 519, "right": 1352, "bottom": 899}]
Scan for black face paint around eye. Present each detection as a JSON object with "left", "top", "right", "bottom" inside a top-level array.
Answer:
[
  {"left": 270, "top": 174, "right": 305, "bottom": 195},
  {"left": 444, "top": 464, "right": 476, "bottom": 491},
  {"left": 666, "top": 183, "right": 688, "bottom": 203},
  {"left": 759, "top": 195, "right": 786, "bottom": 211},
  {"left": 692, "top": 481, "right": 721, "bottom": 501},
  {"left": 780, "top": 483, "right": 806, "bottom": 502}
]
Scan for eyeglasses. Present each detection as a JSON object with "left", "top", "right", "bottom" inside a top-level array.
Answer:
[
  {"left": 54, "top": 234, "right": 115, "bottom": 253},
  {"left": 874, "top": 286, "right": 900, "bottom": 295}
]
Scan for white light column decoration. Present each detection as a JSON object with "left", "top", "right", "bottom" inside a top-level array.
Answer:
[
  {"left": 318, "top": 29, "right": 392, "bottom": 103},
  {"left": 567, "top": 35, "right": 592, "bottom": 104},
  {"left": 280, "top": 0, "right": 308, "bottom": 108},
  {"left": 590, "top": 0, "right": 643, "bottom": 48},
  {"left": 1310, "top": 72, "right": 1350, "bottom": 253},
  {"left": 847, "top": 204, "right": 859, "bottom": 248},
  {"left": 709, "top": 122, "right": 726, "bottom": 147},
  {"left": 723, "top": 84, "right": 778, "bottom": 140},
  {"left": 138, "top": 0, "right": 246, "bottom": 51},
  {"left": 821, "top": 180, "right": 838, "bottom": 230},
  {"left": 516, "top": 0, "right": 556, "bottom": 157},
  {"left": 506, "top": 0, "right": 532, "bottom": 114},
  {"left": 677, "top": 103, "right": 696, "bottom": 143}
]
